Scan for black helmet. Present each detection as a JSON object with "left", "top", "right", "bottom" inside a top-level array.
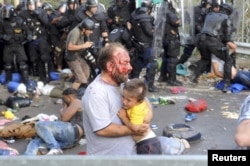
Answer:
[
  {"left": 141, "top": 0, "right": 153, "bottom": 9},
  {"left": 42, "top": 2, "right": 53, "bottom": 11},
  {"left": 221, "top": 2, "right": 233, "bottom": 15},
  {"left": 67, "top": 0, "right": 78, "bottom": 5},
  {"left": 211, "top": 0, "right": 221, "bottom": 7},
  {"left": 86, "top": 0, "right": 98, "bottom": 10},
  {"left": 55, "top": 2, "right": 67, "bottom": 10},
  {"left": 2, "top": 4, "right": 16, "bottom": 19},
  {"left": 27, "top": 0, "right": 35, "bottom": 5},
  {"left": 79, "top": 18, "right": 95, "bottom": 30},
  {"left": 201, "top": 0, "right": 212, "bottom": 7}
]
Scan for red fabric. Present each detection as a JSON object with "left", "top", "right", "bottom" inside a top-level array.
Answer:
[
  {"left": 170, "top": 87, "right": 186, "bottom": 94},
  {"left": 185, "top": 99, "right": 207, "bottom": 113}
]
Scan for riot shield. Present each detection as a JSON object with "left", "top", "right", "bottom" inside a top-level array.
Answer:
[
  {"left": 178, "top": 0, "right": 195, "bottom": 45},
  {"left": 152, "top": 0, "right": 166, "bottom": 57},
  {"left": 230, "top": 1, "right": 244, "bottom": 41}
]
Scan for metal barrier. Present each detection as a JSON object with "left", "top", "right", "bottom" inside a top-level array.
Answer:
[
  {"left": 0, "top": 155, "right": 207, "bottom": 166},
  {"left": 235, "top": 42, "right": 250, "bottom": 55}
]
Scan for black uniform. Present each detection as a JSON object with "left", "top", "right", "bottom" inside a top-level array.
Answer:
[
  {"left": 195, "top": 9, "right": 232, "bottom": 92},
  {"left": 178, "top": 4, "right": 210, "bottom": 65},
  {"left": 19, "top": 7, "right": 52, "bottom": 83},
  {"left": 0, "top": 5, "right": 31, "bottom": 85},
  {"left": 107, "top": 0, "right": 131, "bottom": 31},
  {"left": 130, "top": 6, "right": 159, "bottom": 92},
  {"left": 160, "top": 5, "right": 182, "bottom": 86},
  {"left": 72, "top": 8, "right": 109, "bottom": 47}
]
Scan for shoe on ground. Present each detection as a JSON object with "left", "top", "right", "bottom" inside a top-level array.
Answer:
[
  {"left": 185, "top": 113, "right": 197, "bottom": 122},
  {"left": 167, "top": 80, "right": 183, "bottom": 86},
  {"left": 148, "top": 85, "right": 159, "bottom": 92},
  {"left": 158, "top": 76, "right": 168, "bottom": 82},
  {"left": 46, "top": 149, "right": 63, "bottom": 155},
  {"left": 222, "top": 84, "right": 230, "bottom": 93}
]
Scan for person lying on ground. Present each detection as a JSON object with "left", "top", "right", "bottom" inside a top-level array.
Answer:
[{"left": 23, "top": 88, "right": 84, "bottom": 155}]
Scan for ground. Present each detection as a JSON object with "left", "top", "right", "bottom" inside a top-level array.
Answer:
[{"left": 0, "top": 55, "right": 249, "bottom": 155}]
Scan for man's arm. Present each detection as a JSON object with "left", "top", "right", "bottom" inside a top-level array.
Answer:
[{"left": 60, "top": 99, "right": 81, "bottom": 122}]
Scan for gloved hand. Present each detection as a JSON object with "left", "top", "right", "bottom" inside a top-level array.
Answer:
[
  {"left": 34, "top": 9, "right": 40, "bottom": 16},
  {"left": 3, "top": 34, "right": 11, "bottom": 41},
  {"left": 27, "top": 35, "right": 33, "bottom": 41}
]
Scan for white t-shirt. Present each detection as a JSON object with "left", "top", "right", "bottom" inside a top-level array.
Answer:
[
  {"left": 82, "top": 75, "right": 136, "bottom": 155},
  {"left": 211, "top": 54, "right": 224, "bottom": 73}
]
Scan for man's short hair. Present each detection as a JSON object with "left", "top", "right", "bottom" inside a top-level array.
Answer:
[{"left": 97, "top": 42, "right": 127, "bottom": 71}]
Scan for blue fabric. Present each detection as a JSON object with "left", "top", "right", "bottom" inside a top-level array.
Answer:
[
  {"left": 230, "top": 83, "right": 249, "bottom": 93},
  {"left": 50, "top": 72, "right": 60, "bottom": 81},
  {"left": 176, "top": 64, "right": 188, "bottom": 76},
  {"left": 7, "top": 81, "right": 19, "bottom": 93},
  {"left": 23, "top": 121, "right": 77, "bottom": 155},
  {"left": 215, "top": 80, "right": 250, "bottom": 93}
]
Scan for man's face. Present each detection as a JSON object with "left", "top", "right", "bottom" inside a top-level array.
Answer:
[
  {"left": 110, "top": 48, "right": 132, "bottom": 84},
  {"left": 28, "top": 3, "right": 35, "bottom": 11},
  {"left": 89, "top": 6, "right": 98, "bottom": 14},
  {"left": 122, "top": 89, "right": 138, "bottom": 110},
  {"left": 83, "top": 29, "right": 93, "bottom": 36}
]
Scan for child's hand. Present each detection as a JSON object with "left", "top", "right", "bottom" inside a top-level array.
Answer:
[{"left": 117, "top": 108, "right": 127, "bottom": 120}]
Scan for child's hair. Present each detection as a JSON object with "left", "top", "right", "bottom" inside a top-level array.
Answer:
[{"left": 123, "top": 78, "right": 147, "bottom": 102}]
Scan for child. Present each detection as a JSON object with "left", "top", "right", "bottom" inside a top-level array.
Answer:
[{"left": 118, "top": 78, "right": 162, "bottom": 154}]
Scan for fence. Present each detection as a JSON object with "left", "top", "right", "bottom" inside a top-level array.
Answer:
[{"left": 0, "top": 155, "right": 207, "bottom": 166}]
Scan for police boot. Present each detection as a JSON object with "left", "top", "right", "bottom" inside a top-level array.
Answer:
[
  {"left": 54, "top": 47, "right": 62, "bottom": 71},
  {"left": 158, "top": 60, "right": 167, "bottom": 82},
  {"left": 4, "top": 64, "right": 12, "bottom": 85},
  {"left": 147, "top": 60, "right": 159, "bottom": 92},
  {"left": 32, "top": 63, "right": 38, "bottom": 76},
  {"left": 19, "top": 64, "right": 29, "bottom": 86},
  {"left": 178, "top": 54, "right": 189, "bottom": 65},
  {"left": 167, "top": 75, "right": 183, "bottom": 86},
  {"left": 148, "top": 79, "right": 159, "bottom": 93},
  {"left": 44, "top": 62, "right": 50, "bottom": 83},
  {"left": 166, "top": 64, "right": 183, "bottom": 86}
]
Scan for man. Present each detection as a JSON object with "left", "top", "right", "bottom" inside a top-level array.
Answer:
[
  {"left": 72, "top": 0, "right": 109, "bottom": 47},
  {"left": 235, "top": 95, "right": 250, "bottom": 148},
  {"left": 129, "top": 0, "right": 159, "bottom": 92},
  {"left": 177, "top": 0, "right": 211, "bottom": 66},
  {"left": 107, "top": 0, "right": 131, "bottom": 31},
  {"left": 82, "top": 43, "right": 150, "bottom": 155},
  {"left": 65, "top": 18, "right": 94, "bottom": 90},
  {"left": 24, "top": 88, "right": 84, "bottom": 155},
  {"left": 19, "top": 0, "right": 52, "bottom": 83},
  {"left": 159, "top": 0, "right": 183, "bottom": 86},
  {"left": 0, "top": 4, "right": 31, "bottom": 87},
  {"left": 192, "top": 0, "right": 233, "bottom": 93}
]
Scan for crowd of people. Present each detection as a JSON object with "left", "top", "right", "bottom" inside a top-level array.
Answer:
[{"left": 0, "top": 0, "right": 249, "bottom": 156}]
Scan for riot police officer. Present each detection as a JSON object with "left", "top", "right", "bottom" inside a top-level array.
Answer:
[
  {"left": 19, "top": 0, "right": 52, "bottom": 83},
  {"left": 193, "top": 0, "right": 233, "bottom": 93},
  {"left": 107, "top": 0, "right": 131, "bottom": 31},
  {"left": 130, "top": 0, "right": 159, "bottom": 92},
  {"left": 177, "top": 0, "right": 211, "bottom": 66},
  {"left": 159, "top": 0, "right": 183, "bottom": 86},
  {"left": 72, "top": 0, "right": 109, "bottom": 47},
  {"left": 56, "top": 0, "right": 79, "bottom": 31},
  {"left": 0, "top": 4, "right": 31, "bottom": 86}
]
